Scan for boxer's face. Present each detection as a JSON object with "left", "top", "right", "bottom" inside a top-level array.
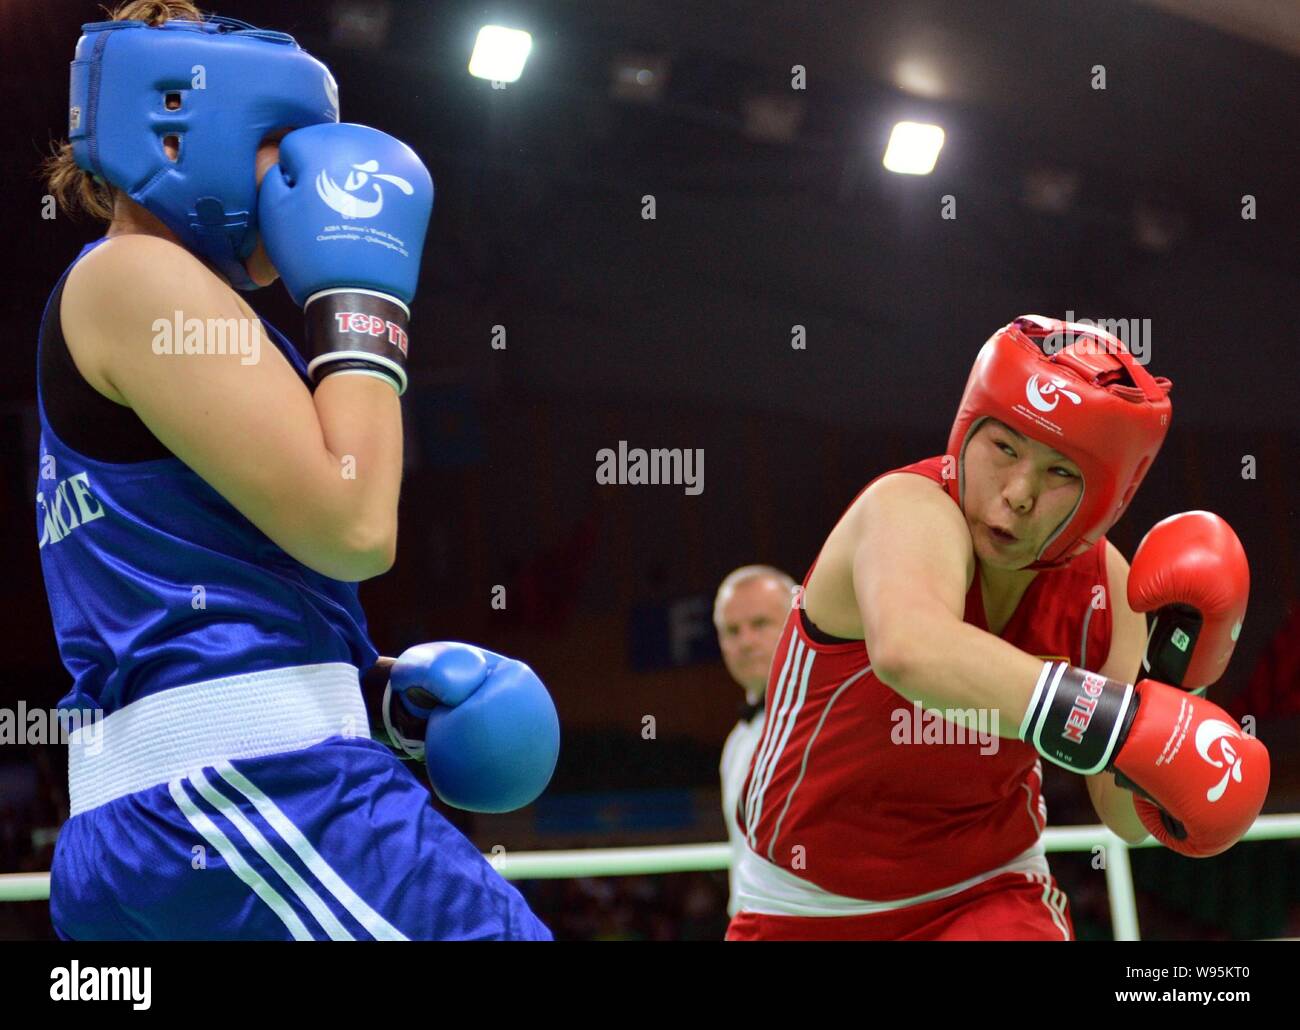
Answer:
[
  {"left": 717, "top": 577, "right": 792, "bottom": 695},
  {"left": 243, "top": 129, "right": 292, "bottom": 287},
  {"left": 961, "top": 419, "right": 1084, "bottom": 571}
]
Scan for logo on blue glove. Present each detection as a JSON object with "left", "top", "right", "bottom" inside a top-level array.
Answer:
[{"left": 315, "top": 160, "right": 415, "bottom": 219}]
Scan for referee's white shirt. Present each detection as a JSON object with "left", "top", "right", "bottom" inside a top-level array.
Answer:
[{"left": 720, "top": 705, "right": 766, "bottom": 918}]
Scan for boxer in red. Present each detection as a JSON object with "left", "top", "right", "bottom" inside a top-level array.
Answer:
[{"left": 727, "top": 316, "right": 1265, "bottom": 941}]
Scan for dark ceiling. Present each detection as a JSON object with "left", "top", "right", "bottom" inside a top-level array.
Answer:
[{"left": 7, "top": 0, "right": 1298, "bottom": 430}]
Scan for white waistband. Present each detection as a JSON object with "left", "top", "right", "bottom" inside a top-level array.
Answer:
[
  {"left": 68, "top": 663, "right": 370, "bottom": 816},
  {"left": 734, "top": 838, "right": 1050, "bottom": 917}
]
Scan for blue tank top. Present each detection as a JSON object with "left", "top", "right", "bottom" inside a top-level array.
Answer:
[{"left": 36, "top": 240, "right": 378, "bottom": 716}]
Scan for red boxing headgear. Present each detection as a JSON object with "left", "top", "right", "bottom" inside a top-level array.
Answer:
[{"left": 946, "top": 315, "right": 1173, "bottom": 570}]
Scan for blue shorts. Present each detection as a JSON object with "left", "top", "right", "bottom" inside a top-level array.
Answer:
[{"left": 51, "top": 735, "right": 552, "bottom": 940}]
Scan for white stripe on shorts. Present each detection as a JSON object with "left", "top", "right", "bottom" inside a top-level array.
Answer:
[
  {"left": 215, "top": 760, "right": 408, "bottom": 941},
  {"left": 168, "top": 778, "right": 315, "bottom": 941},
  {"left": 187, "top": 768, "right": 355, "bottom": 941}
]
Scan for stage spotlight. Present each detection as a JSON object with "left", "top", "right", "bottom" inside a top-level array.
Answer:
[
  {"left": 883, "top": 121, "right": 945, "bottom": 175},
  {"left": 469, "top": 25, "right": 533, "bottom": 83}
]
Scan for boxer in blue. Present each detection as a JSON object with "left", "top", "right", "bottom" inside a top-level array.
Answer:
[{"left": 38, "top": 2, "right": 557, "bottom": 940}]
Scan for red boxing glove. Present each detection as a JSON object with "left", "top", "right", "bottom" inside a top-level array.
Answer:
[
  {"left": 1114, "top": 679, "right": 1269, "bottom": 857},
  {"left": 1021, "top": 664, "right": 1268, "bottom": 857},
  {"left": 1128, "top": 511, "right": 1249, "bottom": 691}
]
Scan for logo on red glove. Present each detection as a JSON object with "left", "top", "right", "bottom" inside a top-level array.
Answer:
[
  {"left": 1062, "top": 671, "right": 1109, "bottom": 744},
  {"left": 1197, "top": 720, "right": 1245, "bottom": 803}
]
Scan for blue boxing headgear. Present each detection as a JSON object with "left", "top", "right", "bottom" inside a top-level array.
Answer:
[{"left": 68, "top": 16, "right": 339, "bottom": 290}]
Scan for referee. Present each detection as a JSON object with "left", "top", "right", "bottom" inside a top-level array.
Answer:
[{"left": 713, "top": 565, "right": 796, "bottom": 918}]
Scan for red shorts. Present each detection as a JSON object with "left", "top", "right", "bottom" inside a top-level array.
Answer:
[{"left": 726, "top": 872, "right": 1074, "bottom": 941}]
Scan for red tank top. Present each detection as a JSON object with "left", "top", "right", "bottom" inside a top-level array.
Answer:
[{"left": 736, "top": 456, "right": 1111, "bottom": 900}]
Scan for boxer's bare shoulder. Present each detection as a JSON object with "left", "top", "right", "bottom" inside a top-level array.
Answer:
[
  {"left": 804, "top": 472, "right": 969, "bottom": 641},
  {"left": 61, "top": 235, "right": 251, "bottom": 403}
]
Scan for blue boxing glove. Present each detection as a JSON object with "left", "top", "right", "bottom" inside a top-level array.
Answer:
[
  {"left": 385, "top": 642, "right": 560, "bottom": 813},
  {"left": 258, "top": 123, "right": 434, "bottom": 395}
]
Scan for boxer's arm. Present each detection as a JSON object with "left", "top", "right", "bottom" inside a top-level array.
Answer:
[
  {"left": 850, "top": 473, "right": 1044, "bottom": 733},
  {"left": 1083, "top": 542, "right": 1149, "bottom": 845},
  {"left": 62, "top": 235, "right": 401, "bottom": 583}
]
